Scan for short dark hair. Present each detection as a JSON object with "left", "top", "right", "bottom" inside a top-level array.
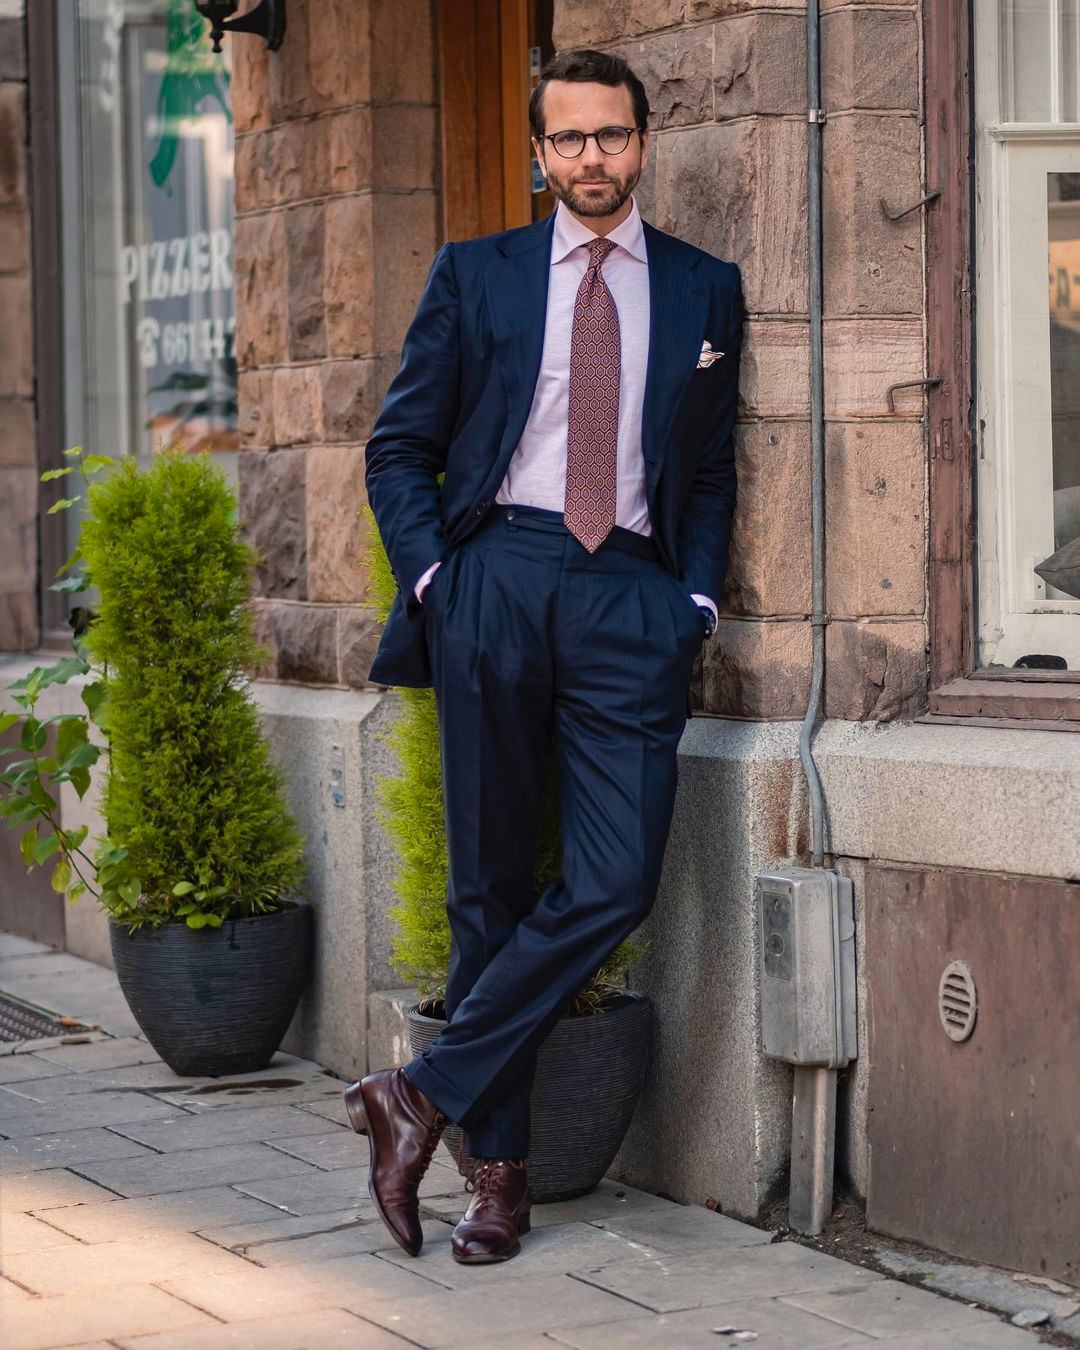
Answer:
[{"left": 529, "top": 49, "right": 650, "bottom": 141}]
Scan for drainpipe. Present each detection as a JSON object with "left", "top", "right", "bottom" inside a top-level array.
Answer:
[{"left": 801, "top": 0, "right": 827, "bottom": 873}]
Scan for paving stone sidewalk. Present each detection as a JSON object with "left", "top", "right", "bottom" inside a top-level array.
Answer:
[{"left": 0, "top": 932, "right": 1049, "bottom": 1350}]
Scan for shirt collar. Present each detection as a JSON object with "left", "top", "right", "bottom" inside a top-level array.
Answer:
[{"left": 550, "top": 194, "right": 647, "bottom": 266}]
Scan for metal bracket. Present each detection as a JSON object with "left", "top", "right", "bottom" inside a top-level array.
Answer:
[
  {"left": 879, "top": 188, "right": 941, "bottom": 221},
  {"left": 808, "top": 107, "right": 827, "bottom": 123},
  {"left": 886, "top": 376, "right": 943, "bottom": 413},
  {"left": 194, "top": 0, "right": 286, "bottom": 53}
]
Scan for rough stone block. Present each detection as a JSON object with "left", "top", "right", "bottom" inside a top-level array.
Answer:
[
  {"left": 0, "top": 82, "right": 26, "bottom": 207},
  {"left": 825, "top": 618, "right": 927, "bottom": 721},
  {"left": 234, "top": 211, "right": 288, "bottom": 368},
  {"left": 236, "top": 117, "right": 333, "bottom": 213},
  {"left": 825, "top": 421, "right": 924, "bottom": 618},
  {"left": 728, "top": 420, "right": 812, "bottom": 619},
  {"left": 822, "top": 7, "right": 919, "bottom": 110},
  {"left": 338, "top": 604, "right": 382, "bottom": 687},
  {"left": 272, "top": 364, "right": 323, "bottom": 447},
  {"left": 823, "top": 318, "right": 924, "bottom": 418},
  {"left": 371, "top": 0, "right": 435, "bottom": 103},
  {"left": 0, "top": 200, "right": 27, "bottom": 271},
  {"left": 324, "top": 194, "right": 374, "bottom": 358},
  {"left": 264, "top": 601, "right": 339, "bottom": 684},
  {"left": 702, "top": 617, "right": 811, "bottom": 718},
  {"left": 554, "top": 0, "right": 629, "bottom": 46},
  {"left": 305, "top": 444, "right": 367, "bottom": 602},
  {"left": 651, "top": 119, "right": 806, "bottom": 317},
  {"left": 372, "top": 104, "right": 438, "bottom": 191},
  {"left": 610, "top": 27, "right": 713, "bottom": 130},
  {"left": 690, "top": 0, "right": 804, "bottom": 14},
  {"left": 0, "top": 270, "right": 31, "bottom": 395},
  {"left": 327, "top": 105, "right": 373, "bottom": 194},
  {"left": 229, "top": 24, "right": 271, "bottom": 132},
  {"left": 372, "top": 192, "right": 440, "bottom": 353},
  {"left": 738, "top": 318, "right": 809, "bottom": 419},
  {"left": 71, "top": 1141, "right": 319, "bottom": 1199},
  {"left": 250, "top": 599, "right": 279, "bottom": 679},
  {"left": 0, "top": 466, "right": 35, "bottom": 586},
  {"left": 238, "top": 449, "right": 308, "bottom": 600},
  {"left": 321, "top": 357, "right": 387, "bottom": 444},
  {"left": 0, "top": 18, "right": 26, "bottom": 82},
  {"left": 285, "top": 201, "right": 326, "bottom": 361},
  {"left": 307, "top": 0, "right": 373, "bottom": 110},
  {"left": 0, "top": 395, "right": 33, "bottom": 464},
  {"left": 824, "top": 113, "right": 922, "bottom": 315},
  {"left": 715, "top": 11, "right": 807, "bottom": 117},
  {"left": 237, "top": 369, "right": 274, "bottom": 448}
]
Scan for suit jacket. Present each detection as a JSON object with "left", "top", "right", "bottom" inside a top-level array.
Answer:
[{"left": 363, "top": 208, "right": 745, "bottom": 689}]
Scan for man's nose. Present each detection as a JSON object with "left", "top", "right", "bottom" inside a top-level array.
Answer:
[{"left": 579, "top": 136, "right": 606, "bottom": 171}]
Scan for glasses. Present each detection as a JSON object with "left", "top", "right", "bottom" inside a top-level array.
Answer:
[{"left": 539, "top": 125, "right": 643, "bottom": 159}]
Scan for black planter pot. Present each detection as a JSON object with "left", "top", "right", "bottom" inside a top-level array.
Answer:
[
  {"left": 108, "top": 899, "right": 313, "bottom": 1077},
  {"left": 407, "top": 989, "right": 651, "bottom": 1203}
]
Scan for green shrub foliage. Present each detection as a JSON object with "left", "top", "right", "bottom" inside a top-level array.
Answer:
[
  {"left": 361, "top": 495, "right": 647, "bottom": 1013},
  {"left": 77, "top": 450, "right": 304, "bottom": 922}
]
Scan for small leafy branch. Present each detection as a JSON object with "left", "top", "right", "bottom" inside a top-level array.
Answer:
[{"left": 0, "top": 447, "right": 142, "bottom": 916}]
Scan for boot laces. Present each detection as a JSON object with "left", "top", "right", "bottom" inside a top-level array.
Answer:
[
  {"left": 464, "top": 1157, "right": 522, "bottom": 1210},
  {"left": 419, "top": 1109, "right": 447, "bottom": 1170}
]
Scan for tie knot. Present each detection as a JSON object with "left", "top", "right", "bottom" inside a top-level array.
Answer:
[{"left": 587, "top": 237, "right": 616, "bottom": 271}]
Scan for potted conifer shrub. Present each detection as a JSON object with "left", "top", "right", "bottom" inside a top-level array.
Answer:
[
  {"left": 362, "top": 495, "right": 653, "bottom": 1203},
  {"left": 0, "top": 446, "right": 310, "bottom": 1077}
]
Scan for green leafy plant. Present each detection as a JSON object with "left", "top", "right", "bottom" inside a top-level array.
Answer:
[
  {"left": 360, "top": 490, "right": 648, "bottom": 1016},
  {"left": 0, "top": 444, "right": 304, "bottom": 932}
]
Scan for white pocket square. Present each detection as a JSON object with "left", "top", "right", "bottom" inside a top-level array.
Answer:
[{"left": 696, "top": 339, "right": 725, "bottom": 369}]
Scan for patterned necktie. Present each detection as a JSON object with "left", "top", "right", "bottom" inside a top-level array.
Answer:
[{"left": 564, "top": 236, "right": 620, "bottom": 553}]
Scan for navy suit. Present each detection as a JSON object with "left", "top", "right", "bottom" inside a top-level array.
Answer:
[
  {"left": 365, "top": 209, "right": 744, "bottom": 689},
  {"left": 364, "top": 208, "right": 744, "bottom": 1159}
]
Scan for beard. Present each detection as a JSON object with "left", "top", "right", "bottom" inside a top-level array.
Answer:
[{"left": 545, "top": 164, "right": 639, "bottom": 218}]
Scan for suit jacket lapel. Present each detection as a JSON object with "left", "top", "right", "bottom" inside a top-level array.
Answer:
[
  {"left": 482, "top": 211, "right": 708, "bottom": 504},
  {"left": 484, "top": 212, "right": 557, "bottom": 480},
  {"left": 641, "top": 221, "right": 709, "bottom": 498}
]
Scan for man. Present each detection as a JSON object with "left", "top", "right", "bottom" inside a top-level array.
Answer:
[{"left": 346, "top": 48, "right": 743, "bottom": 1265}]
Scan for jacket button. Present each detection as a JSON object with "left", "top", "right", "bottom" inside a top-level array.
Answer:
[{"left": 475, "top": 499, "right": 489, "bottom": 516}]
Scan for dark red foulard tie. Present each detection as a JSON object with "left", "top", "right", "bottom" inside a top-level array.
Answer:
[{"left": 564, "top": 236, "right": 620, "bottom": 553}]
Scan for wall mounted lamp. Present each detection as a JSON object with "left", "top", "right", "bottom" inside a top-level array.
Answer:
[{"left": 193, "top": 1, "right": 287, "bottom": 54}]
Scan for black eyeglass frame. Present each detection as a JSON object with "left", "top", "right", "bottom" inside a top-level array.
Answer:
[{"left": 537, "top": 125, "right": 646, "bottom": 159}]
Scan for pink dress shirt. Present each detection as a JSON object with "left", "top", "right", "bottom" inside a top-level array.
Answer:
[{"left": 415, "top": 196, "right": 718, "bottom": 627}]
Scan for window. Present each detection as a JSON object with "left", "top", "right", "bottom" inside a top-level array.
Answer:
[
  {"left": 56, "top": 0, "right": 237, "bottom": 533},
  {"left": 974, "top": 0, "right": 1080, "bottom": 672}
]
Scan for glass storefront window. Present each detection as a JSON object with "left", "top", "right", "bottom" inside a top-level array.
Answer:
[{"left": 58, "top": 0, "right": 236, "bottom": 515}]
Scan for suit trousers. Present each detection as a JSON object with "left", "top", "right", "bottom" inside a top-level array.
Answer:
[{"left": 401, "top": 503, "right": 705, "bottom": 1158}]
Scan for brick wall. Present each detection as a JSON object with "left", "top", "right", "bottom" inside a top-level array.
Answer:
[
  {"left": 0, "top": 1, "right": 36, "bottom": 651},
  {"left": 559, "top": 0, "right": 928, "bottom": 720},
  {"left": 232, "top": 0, "right": 439, "bottom": 686}
]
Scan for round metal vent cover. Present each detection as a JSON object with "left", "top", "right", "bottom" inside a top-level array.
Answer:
[{"left": 938, "top": 960, "right": 977, "bottom": 1042}]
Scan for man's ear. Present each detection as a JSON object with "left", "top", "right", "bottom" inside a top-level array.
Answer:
[
  {"left": 639, "top": 127, "right": 650, "bottom": 169},
  {"left": 530, "top": 137, "right": 547, "bottom": 181}
]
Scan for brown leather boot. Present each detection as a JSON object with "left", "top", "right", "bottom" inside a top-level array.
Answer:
[
  {"left": 343, "top": 1066, "right": 448, "bottom": 1257},
  {"left": 450, "top": 1156, "right": 532, "bottom": 1263}
]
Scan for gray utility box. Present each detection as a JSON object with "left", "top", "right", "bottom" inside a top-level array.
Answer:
[{"left": 757, "top": 867, "right": 857, "bottom": 1068}]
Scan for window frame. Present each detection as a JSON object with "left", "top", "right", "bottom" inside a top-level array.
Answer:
[{"left": 922, "top": 0, "right": 1080, "bottom": 730}]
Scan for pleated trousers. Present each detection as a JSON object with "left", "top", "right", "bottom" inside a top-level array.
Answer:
[{"left": 402, "top": 503, "right": 704, "bottom": 1158}]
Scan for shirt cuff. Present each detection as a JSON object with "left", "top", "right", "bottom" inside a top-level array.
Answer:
[
  {"left": 689, "top": 593, "right": 718, "bottom": 628},
  {"left": 414, "top": 559, "right": 442, "bottom": 603}
]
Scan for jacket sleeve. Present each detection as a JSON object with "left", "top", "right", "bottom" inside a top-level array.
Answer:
[
  {"left": 677, "top": 261, "right": 745, "bottom": 608},
  {"left": 363, "top": 242, "right": 461, "bottom": 618}
]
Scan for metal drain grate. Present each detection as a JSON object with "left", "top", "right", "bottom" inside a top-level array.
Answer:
[
  {"left": 938, "top": 960, "right": 978, "bottom": 1042},
  {"left": 0, "top": 991, "right": 91, "bottom": 1043}
]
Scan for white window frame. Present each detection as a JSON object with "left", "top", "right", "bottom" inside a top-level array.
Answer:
[{"left": 974, "top": 0, "right": 1080, "bottom": 671}]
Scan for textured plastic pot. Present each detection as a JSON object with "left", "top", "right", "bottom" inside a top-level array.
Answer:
[
  {"left": 407, "top": 989, "right": 651, "bottom": 1202},
  {"left": 108, "top": 899, "right": 313, "bottom": 1077}
]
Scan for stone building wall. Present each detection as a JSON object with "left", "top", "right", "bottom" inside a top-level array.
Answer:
[
  {"left": 0, "top": 0, "right": 36, "bottom": 652},
  {"left": 559, "top": 0, "right": 928, "bottom": 721},
  {"left": 232, "top": 0, "right": 439, "bottom": 687}
]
